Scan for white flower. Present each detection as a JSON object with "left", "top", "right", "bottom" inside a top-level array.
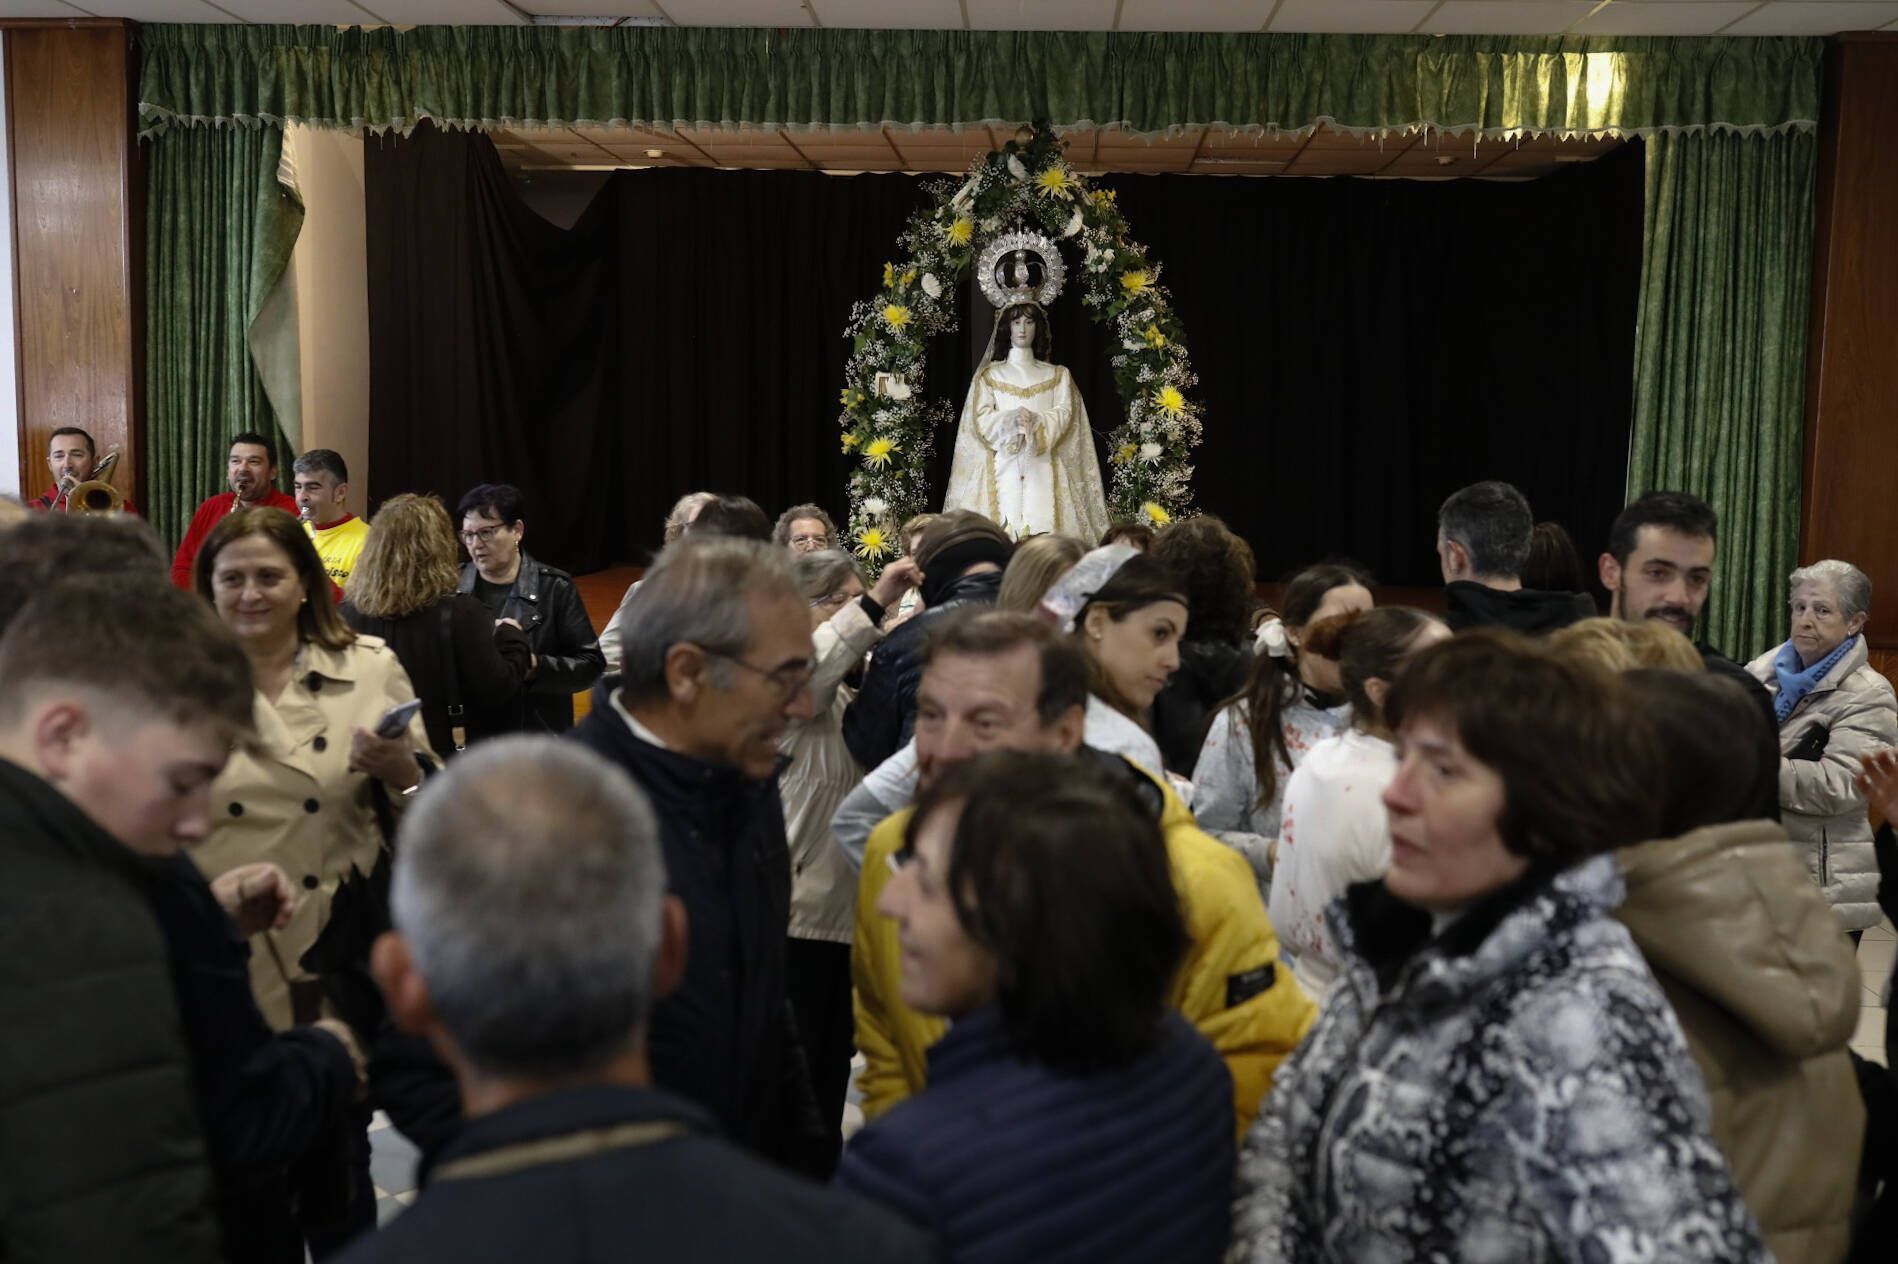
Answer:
[
  {"left": 1007, "top": 155, "right": 1028, "bottom": 180},
  {"left": 1063, "top": 208, "right": 1085, "bottom": 238},
  {"left": 862, "top": 497, "right": 888, "bottom": 516},
  {"left": 1139, "top": 442, "right": 1164, "bottom": 463},
  {"left": 874, "top": 372, "right": 912, "bottom": 400},
  {"left": 979, "top": 216, "right": 1001, "bottom": 233},
  {"left": 950, "top": 178, "right": 977, "bottom": 211},
  {"left": 921, "top": 272, "right": 942, "bottom": 299}
]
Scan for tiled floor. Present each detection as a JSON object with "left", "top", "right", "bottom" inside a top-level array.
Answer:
[{"left": 1855, "top": 916, "right": 1893, "bottom": 1069}]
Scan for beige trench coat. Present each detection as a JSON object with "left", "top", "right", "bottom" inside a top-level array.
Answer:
[{"left": 191, "top": 636, "right": 434, "bottom": 1029}]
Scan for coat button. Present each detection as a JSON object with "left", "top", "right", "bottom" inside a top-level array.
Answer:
[
  {"left": 228, "top": 802, "right": 244, "bottom": 817},
  {"left": 302, "top": 874, "right": 319, "bottom": 890},
  {"left": 303, "top": 798, "right": 320, "bottom": 814},
  {"left": 312, "top": 735, "right": 327, "bottom": 753}
]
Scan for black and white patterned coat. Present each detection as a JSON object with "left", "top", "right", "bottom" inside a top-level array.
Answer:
[{"left": 1230, "top": 856, "right": 1768, "bottom": 1264}]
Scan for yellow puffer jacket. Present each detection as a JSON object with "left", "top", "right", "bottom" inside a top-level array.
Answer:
[{"left": 852, "top": 761, "right": 1315, "bottom": 1140}]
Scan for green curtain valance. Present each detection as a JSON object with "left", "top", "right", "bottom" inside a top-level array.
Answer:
[{"left": 137, "top": 24, "right": 1822, "bottom": 141}]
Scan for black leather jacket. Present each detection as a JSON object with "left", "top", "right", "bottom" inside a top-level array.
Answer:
[{"left": 458, "top": 552, "right": 604, "bottom": 733}]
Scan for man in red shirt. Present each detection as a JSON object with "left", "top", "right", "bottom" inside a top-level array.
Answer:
[
  {"left": 31, "top": 427, "right": 137, "bottom": 515},
  {"left": 169, "top": 432, "right": 298, "bottom": 588}
]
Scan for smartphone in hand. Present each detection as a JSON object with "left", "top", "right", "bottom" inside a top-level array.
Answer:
[{"left": 374, "top": 698, "right": 423, "bottom": 739}]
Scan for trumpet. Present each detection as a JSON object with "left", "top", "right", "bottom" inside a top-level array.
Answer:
[{"left": 59, "top": 447, "right": 124, "bottom": 514}]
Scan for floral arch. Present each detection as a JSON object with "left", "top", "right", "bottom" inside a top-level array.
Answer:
[{"left": 836, "top": 124, "right": 1203, "bottom": 562}]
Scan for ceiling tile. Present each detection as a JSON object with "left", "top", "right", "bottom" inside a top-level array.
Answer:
[
  {"left": 965, "top": 0, "right": 1117, "bottom": 29},
  {"left": 811, "top": 0, "right": 961, "bottom": 27},
  {"left": 1116, "top": 0, "right": 1273, "bottom": 32},
  {"left": 211, "top": 0, "right": 383, "bottom": 20},
  {"left": 368, "top": 0, "right": 537, "bottom": 20},
  {"left": 1421, "top": 1, "right": 1600, "bottom": 34},
  {"left": 1270, "top": 0, "right": 1436, "bottom": 33},
  {"left": 1572, "top": 2, "right": 1759, "bottom": 36},
  {"left": 40, "top": 0, "right": 238, "bottom": 16},
  {"left": 650, "top": 0, "right": 816, "bottom": 25},
  {"left": 1723, "top": 2, "right": 1898, "bottom": 35}
]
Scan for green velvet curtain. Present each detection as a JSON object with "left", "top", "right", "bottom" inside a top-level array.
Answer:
[
  {"left": 137, "top": 25, "right": 1820, "bottom": 138},
  {"left": 145, "top": 125, "right": 303, "bottom": 550},
  {"left": 1628, "top": 129, "right": 1817, "bottom": 662}
]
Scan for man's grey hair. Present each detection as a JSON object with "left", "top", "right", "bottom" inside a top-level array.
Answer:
[
  {"left": 772, "top": 503, "right": 839, "bottom": 548},
  {"left": 1789, "top": 559, "right": 1873, "bottom": 621},
  {"left": 661, "top": 491, "right": 713, "bottom": 545},
  {"left": 291, "top": 448, "right": 348, "bottom": 484},
  {"left": 619, "top": 534, "right": 802, "bottom": 706},
  {"left": 392, "top": 736, "right": 668, "bottom": 1079},
  {"left": 1438, "top": 480, "right": 1534, "bottom": 579},
  {"left": 794, "top": 547, "right": 862, "bottom": 603}
]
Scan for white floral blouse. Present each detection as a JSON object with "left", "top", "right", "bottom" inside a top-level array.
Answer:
[{"left": 1190, "top": 686, "right": 1352, "bottom": 889}]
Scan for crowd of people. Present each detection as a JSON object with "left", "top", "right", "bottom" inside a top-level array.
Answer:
[{"left": 2, "top": 430, "right": 1895, "bottom": 1263}]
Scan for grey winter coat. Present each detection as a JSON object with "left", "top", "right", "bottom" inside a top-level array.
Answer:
[
  {"left": 1231, "top": 856, "right": 1767, "bottom": 1264},
  {"left": 1746, "top": 636, "right": 1898, "bottom": 932}
]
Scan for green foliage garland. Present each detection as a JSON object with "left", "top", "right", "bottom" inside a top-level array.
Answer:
[{"left": 837, "top": 123, "right": 1202, "bottom": 563}]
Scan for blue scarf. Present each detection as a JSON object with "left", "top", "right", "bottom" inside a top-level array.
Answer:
[{"left": 1772, "top": 634, "right": 1858, "bottom": 723}]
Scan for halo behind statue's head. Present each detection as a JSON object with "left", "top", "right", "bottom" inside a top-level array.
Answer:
[{"left": 978, "top": 229, "right": 1066, "bottom": 310}]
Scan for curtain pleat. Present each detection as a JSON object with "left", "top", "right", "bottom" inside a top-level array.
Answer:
[
  {"left": 137, "top": 26, "right": 1821, "bottom": 140},
  {"left": 145, "top": 125, "right": 303, "bottom": 549},
  {"left": 1628, "top": 129, "right": 1817, "bottom": 660}
]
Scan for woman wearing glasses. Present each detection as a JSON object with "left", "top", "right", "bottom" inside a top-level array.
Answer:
[
  {"left": 455, "top": 482, "right": 604, "bottom": 733},
  {"left": 782, "top": 547, "right": 922, "bottom": 1157}
]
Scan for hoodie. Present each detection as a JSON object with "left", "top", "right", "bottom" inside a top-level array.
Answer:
[
  {"left": 1616, "top": 820, "right": 1864, "bottom": 1264},
  {"left": 1443, "top": 580, "right": 1596, "bottom": 635}
]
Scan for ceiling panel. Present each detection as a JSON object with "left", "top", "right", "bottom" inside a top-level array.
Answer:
[
  {"left": 1422, "top": 0, "right": 1600, "bottom": 33},
  {"left": 812, "top": 0, "right": 961, "bottom": 27},
  {"left": 507, "top": 0, "right": 680, "bottom": 14},
  {"left": 645, "top": 0, "right": 816, "bottom": 25},
  {"left": 1571, "top": 2, "right": 1757, "bottom": 36},
  {"left": 0, "top": 0, "right": 83, "bottom": 13},
  {"left": 367, "top": 0, "right": 534, "bottom": 20},
  {"left": 212, "top": 0, "right": 383, "bottom": 19},
  {"left": 43, "top": 0, "right": 238, "bottom": 16},
  {"left": 1117, "top": 0, "right": 1273, "bottom": 31},
  {"left": 1269, "top": 0, "right": 1436, "bottom": 32},
  {"left": 965, "top": 0, "right": 1119, "bottom": 28},
  {"left": 1724, "top": 1, "right": 1898, "bottom": 34}
]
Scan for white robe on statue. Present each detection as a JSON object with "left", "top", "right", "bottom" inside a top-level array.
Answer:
[{"left": 944, "top": 350, "right": 1110, "bottom": 540}]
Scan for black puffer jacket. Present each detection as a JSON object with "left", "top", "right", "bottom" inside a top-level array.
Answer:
[
  {"left": 570, "top": 707, "right": 827, "bottom": 1176},
  {"left": 842, "top": 569, "right": 1003, "bottom": 770},
  {"left": 1153, "top": 639, "right": 1252, "bottom": 776},
  {"left": 457, "top": 552, "right": 604, "bottom": 733},
  {"left": 0, "top": 758, "right": 220, "bottom": 1262}
]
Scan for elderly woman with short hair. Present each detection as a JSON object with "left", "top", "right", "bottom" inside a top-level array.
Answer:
[{"left": 1746, "top": 558, "right": 1898, "bottom": 939}]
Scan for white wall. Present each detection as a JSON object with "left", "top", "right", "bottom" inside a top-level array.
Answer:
[
  {"left": 287, "top": 125, "right": 372, "bottom": 506},
  {"left": 0, "top": 34, "right": 20, "bottom": 498}
]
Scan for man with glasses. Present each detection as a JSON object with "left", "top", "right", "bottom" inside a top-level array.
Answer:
[
  {"left": 456, "top": 483, "right": 603, "bottom": 733},
  {"left": 772, "top": 502, "right": 838, "bottom": 554},
  {"left": 572, "top": 534, "right": 830, "bottom": 1175}
]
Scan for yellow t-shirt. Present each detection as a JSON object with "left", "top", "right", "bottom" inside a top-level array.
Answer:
[{"left": 304, "top": 515, "right": 371, "bottom": 587}]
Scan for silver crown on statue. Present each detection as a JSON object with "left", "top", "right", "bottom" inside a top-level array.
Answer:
[{"left": 976, "top": 228, "right": 1066, "bottom": 311}]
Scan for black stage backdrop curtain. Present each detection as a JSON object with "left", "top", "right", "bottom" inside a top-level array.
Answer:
[{"left": 368, "top": 124, "right": 1643, "bottom": 582}]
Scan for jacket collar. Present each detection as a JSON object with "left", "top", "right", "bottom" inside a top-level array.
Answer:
[
  {"left": 0, "top": 756, "right": 156, "bottom": 882},
  {"left": 1444, "top": 581, "right": 1595, "bottom": 634},
  {"left": 926, "top": 1005, "right": 1015, "bottom": 1086},
  {"left": 587, "top": 707, "right": 782, "bottom": 809},
  {"left": 458, "top": 552, "right": 544, "bottom": 599},
  {"left": 419, "top": 1084, "right": 713, "bottom": 1188},
  {"left": 1330, "top": 854, "right": 1622, "bottom": 1008}
]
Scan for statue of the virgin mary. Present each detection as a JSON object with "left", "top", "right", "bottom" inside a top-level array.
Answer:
[{"left": 943, "top": 231, "right": 1110, "bottom": 541}]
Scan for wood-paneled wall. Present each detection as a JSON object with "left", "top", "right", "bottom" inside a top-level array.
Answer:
[
  {"left": 1803, "top": 34, "right": 1898, "bottom": 688},
  {"left": 5, "top": 20, "right": 141, "bottom": 505}
]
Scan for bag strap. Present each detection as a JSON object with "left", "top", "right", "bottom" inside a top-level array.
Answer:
[
  {"left": 432, "top": 1120, "right": 689, "bottom": 1184},
  {"left": 439, "top": 600, "right": 466, "bottom": 753}
]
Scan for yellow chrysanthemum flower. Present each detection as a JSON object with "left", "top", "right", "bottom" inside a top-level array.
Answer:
[
  {"left": 1142, "top": 325, "right": 1167, "bottom": 349},
  {"left": 1036, "top": 165, "right": 1072, "bottom": 195},
  {"left": 855, "top": 527, "right": 892, "bottom": 560},
  {"left": 841, "top": 387, "right": 864, "bottom": 411},
  {"left": 1120, "top": 270, "right": 1150, "bottom": 295},
  {"left": 901, "top": 269, "right": 916, "bottom": 286},
  {"left": 946, "top": 217, "right": 974, "bottom": 246},
  {"left": 883, "top": 304, "right": 912, "bottom": 330},
  {"left": 863, "top": 437, "right": 898, "bottom": 467},
  {"left": 1142, "top": 501, "right": 1172, "bottom": 527},
  {"left": 1156, "top": 386, "right": 1186, "bottom": 414},
  {"left": 1113, "top": 442, "right": 1137, "bottom": 465},
  {"left": 841, "top": 432, "right": 861, "bottom": 452},
  {"left": 1092, "top": 188, "right": 1118, "bottom": 208},
  {"left": 882, "top": 261, "right": 895, "bottom": 287}
]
